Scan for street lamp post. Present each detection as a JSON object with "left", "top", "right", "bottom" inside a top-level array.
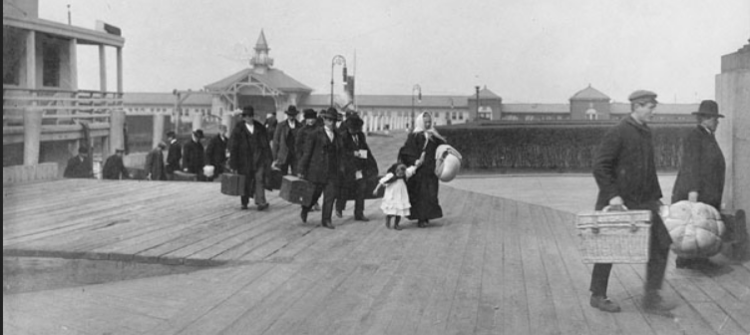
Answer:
[
  {"left": 411, "top": 84, "right": 421, "bottom": 131},
  {"left": 330, "top": 55, "right": 347, "bottom": 108},
  {"left": 475, "top": 85, "right": 480, "bottom": 121}
]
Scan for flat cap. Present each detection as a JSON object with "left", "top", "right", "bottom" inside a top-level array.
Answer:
[{"left": 628, "top": 90, "right": 658, "bottom": 103}]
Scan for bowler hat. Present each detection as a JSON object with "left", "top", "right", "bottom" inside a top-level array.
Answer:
[
  {"left": 346, "top": 114, "right": 364, "bottom": 130},
  {"left": 78, "top": 146, "right": 89, "bottom": 154},
  {"left": 285, "top": 105, "right": 299, "bottom": 115},
  {"left": 692, "top": 100, "right": 724, "bottom": 118},
  {"left": 628, "top": 90, "right": 658, "bottom": 103},
  {"left": 303, "top": 109, "right": 317, "bottom": 120},
  {"left": 193, "top": 129, "right": 204, "bottom": 138},
  {"left": 322, "top": 107, "right": 338, "bottom": 120},
  {"left": 241, "top": 106, "right": 255, "bottom": 117}
]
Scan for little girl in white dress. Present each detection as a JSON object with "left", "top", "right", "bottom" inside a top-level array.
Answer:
[{"left": 373, "top": 162, "right": 415, "bottom": 230}]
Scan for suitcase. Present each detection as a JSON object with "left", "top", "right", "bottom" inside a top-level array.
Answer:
[
  {"left": 576, "top": 207, "right": 651, "bottom": 263},
  {"left": 173, "top": 170, "right": 197, "bottom": 182},
  {"left": 220, "top": 173, "right": 246, "bottom": 196},
  {"left": 265, "top": 168, "right": 283, "bottom": 191},
  {"left": 341, "top": 175, "right": 385, "bottom": 201},
  {"left": 279, "top": 175, "right": 314, "bottom": 205}
]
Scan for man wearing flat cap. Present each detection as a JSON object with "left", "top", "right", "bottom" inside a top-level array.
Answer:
[
  {"left": 102, "top": 148, "right": 130, "bottom": 180},
  {"left": 272, "top": 105, "right": 303, "bottom": 175},
  {"left": 298, "top": 108, "right": 343, "bottom": 229},
  {"left": 229, "top": 106, "right": 273, "bottom": 210},
  {"left": 336, "top": 113, "right": 378, "bottom": 221},
  {"left": 182, "top": 129, "right": 206, "bottom": 180},
  {"left": 589, "top": 90, "right": 676, "bottom": 315},
  {"left": 671, "top": 100, "right": 726, "bottom": 269}
]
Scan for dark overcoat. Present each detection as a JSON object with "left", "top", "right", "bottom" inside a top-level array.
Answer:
[
  {"left": 63, "top": 156, "right": 93, "bottom": 178},
  {"left": 205, "top": 134, "right": 228, "bottom": 172},
  {"left": 144, "top": 148, "right": 166, "bottom": 181},
  {"left": 102, "top": 155, "right": 129, "bottom": 180},
  {"left": 166, "top": 140, "right": 182, "bottom": 174},
  {"left": 299, "top": 127, "right": 342, "bottom": 184},
  {"left": 401, "top": 131, "right": 445, "bottom": 221},
  {"left": 228, "top": 120, "right": 272, "bottom": 177},
  {"left": 671, "top": 126, "right": 725, "bottom": 209},
  {"left": 295, "top": 124, "right": 319, "bottom": 163},
  {"left": 182, "top": 139, "right": 205, "bottom": 174},
  {"left": 339, "top": 128, "right": 378, "bottom": 183},
  {"left": 273, "top": 119, "right": 302, "bottom": 165},
  {"left": 592, "top": 115, "right": 670, "bottom": 246}
]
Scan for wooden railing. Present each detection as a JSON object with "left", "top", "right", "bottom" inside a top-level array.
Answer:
[{"left": 3, "top": 87, "right": 122, "bottom": 126}]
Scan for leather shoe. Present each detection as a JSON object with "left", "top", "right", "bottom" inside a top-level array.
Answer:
[
  {"left": 590, "top": 295, "right": 621, "bottom": 313},
  {"left": 241, "top": 204, "right": 249, "bottom": 210},
  {"left": 321, "top": 220, "right": 335, "bottom": 229},
  {"left": 355, "top": 216, "right": 369, "bottom": 222},
  {"left": 257, "top": 203, "right": 269, "bottom": 211},
  {"left": 300, "top": 209, "right": 308, "bottom": 223},
  {"left": 335, "top": 210, "right": 343, "bottom": 218},
  {"left": 642, "top": 293, "right": 677, "bottom": 315}
]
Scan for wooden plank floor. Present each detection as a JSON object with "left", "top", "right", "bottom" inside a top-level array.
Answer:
[{"left": 3, "top": 179, "right": 749, "bottom": 335}]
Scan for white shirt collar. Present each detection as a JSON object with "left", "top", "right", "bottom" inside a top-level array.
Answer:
[
  {"left": 245, "top": 122, "right": 255, "bottom": 134},
  {"left": 288, "top": 119, "right": 296, "bottom": 129}
]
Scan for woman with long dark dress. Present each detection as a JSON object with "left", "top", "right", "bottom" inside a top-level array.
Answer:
[{"left": 400, "top": 112, "right": 446, "bottom": 227}]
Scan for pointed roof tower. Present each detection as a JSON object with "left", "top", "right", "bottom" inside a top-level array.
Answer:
[
  {"left": 570, "top": 84, "right": 610, "bottom": 101},
  {"left": 250, "top": 29, "right": 274, "bottom": 74}
]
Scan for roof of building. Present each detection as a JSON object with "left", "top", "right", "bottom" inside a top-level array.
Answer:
[
  {"left": 611, "top": 102, "right": 699, "bottom": 115},
  {"left": 570, "top": 85, "right": 610, "bottom": 101},
  {"left": 301, "top": 94, "right": 469, "bottom": 109},
  {"left": 502, "top": 103, "right": 570, "bottom": 114},
  {"left": 468, "top": 86, "right": 502, "bottom": 100},
  {"left": 204, "top": 68, "right": 312, "bottom": 93},
  {"left": 123, "top": 92, "right": 213, "bottom": 106}
]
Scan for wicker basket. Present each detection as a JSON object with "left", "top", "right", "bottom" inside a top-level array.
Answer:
[{"left": 576, "top": 208, "right": 652, "bottom": 263}]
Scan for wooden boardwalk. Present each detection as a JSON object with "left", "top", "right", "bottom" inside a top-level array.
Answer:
[{"left": 3, "top": 179, "right": 749, "bottom": 334}]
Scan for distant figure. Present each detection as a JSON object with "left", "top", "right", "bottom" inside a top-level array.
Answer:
[
  {"left": 182, "top": 129, "right": 205, "bottom": 180},
  {"left": 165, "top": 131, "right": 181, "bottom": 180},
  {"left": 272, "top": 105, "right": 302, "bottom": 175},
  {"left": 145, "top": 141, "right": 167, "bottom": 181},
  {"left": 205, "top": 125, "right": 229, "bottom": 181},
  {"left": 671, "top": 100, "right": 726, "bottom": 269},
  {"left": 229, "top": 106, "right": 272, "bottom": 210},
  {"left": 63, "top": 146, "right": 93, "bottom": 179},
  {"left": 102, "top": 148, "right": 130, "bottom": 180}
]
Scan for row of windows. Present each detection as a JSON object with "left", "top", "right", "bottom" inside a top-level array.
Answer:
[{"left": 360, "top": 110, "right": 465, "bottom": 120}]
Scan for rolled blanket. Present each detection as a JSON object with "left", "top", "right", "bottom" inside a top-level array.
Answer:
[{"left": 435, "top": 144, "right": 462, "bottom": 182}]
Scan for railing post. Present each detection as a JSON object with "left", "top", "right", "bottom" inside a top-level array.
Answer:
[
  {"left": 109, "top": 110, "right": 126, "bottom": 154},
  {"left": 23, "top": 109, "right": 43, "bottom": 165},
  {"left": 152, "top": 113, "right": 165, "bottom": 148}
]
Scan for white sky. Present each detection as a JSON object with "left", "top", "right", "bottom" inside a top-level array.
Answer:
[{"left": 40, "top": 0, "right": 749, "bottom": 103}]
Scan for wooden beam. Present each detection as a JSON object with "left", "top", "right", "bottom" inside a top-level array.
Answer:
[
  {"left": 99, "top": 45, "right": 107, "bottom": 92},
  {"left": 116, "top": 47, "right": 123, "bottom": 93}
]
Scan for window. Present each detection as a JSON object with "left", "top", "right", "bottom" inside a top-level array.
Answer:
[
  {"left": 42, "top": 42, "right": 61, "bottom": 87},
  {"left": 458, "top": 112, "right": 463, "bottom": 120}
]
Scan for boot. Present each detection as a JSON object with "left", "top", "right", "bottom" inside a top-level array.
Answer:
[
  {"left": 642, "top": 290, "right": 677, "bottom": 315},
  {"left": 394, "top": 217, "right": 402, "bottom": 231},
  {"left": 590, "top": 295, "right": 621, "bottom": 313},
  {"left": 385, "top": 216, "right": 391, "bottom": 229}
]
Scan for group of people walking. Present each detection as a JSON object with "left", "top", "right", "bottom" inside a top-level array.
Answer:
[{"left": 588, "top": 90, "right": 726, "bottom": 316}]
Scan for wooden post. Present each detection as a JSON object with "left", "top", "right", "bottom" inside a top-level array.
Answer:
[
  {"left": 99, "top": 45, "right": 107, "bottom": 92},
  {"left": 152, "top": 113, "right": 165, "bottom": 148},
  {"left": 109, "top": 110, "right": 126, "bottom": 154},
  {"left": 69, "top": 38, "right": 78, "bottom": 90},
  {"left": 23, "top": 109, "right": 43, "bottom": 165},
  {"left": 25, "top": 31, "right": 36, "bottom": 89},
  {"left": 192, "top": 111, "right": 203, "bottom": 131},
  {"left": 116, "top": 47, "right": 123, "bottom": 93}
]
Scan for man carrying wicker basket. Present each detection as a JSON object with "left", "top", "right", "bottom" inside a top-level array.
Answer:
[{"left": 589, "top": 90, "right": 677, "bottom": 315}]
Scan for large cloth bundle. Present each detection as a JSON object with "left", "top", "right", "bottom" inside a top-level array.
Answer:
[
  {"left": 434, "top": 144, "right": 462, "bottom": 182},
  {"left": 663, "top": 200, "right": 725, "bottom": 258},
  {"left": 203, "top": 165, "right": 215, "bottom": 178}
]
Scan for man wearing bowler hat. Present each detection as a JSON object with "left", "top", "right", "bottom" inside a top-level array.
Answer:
[
  {"left": 589, "top": 90, "right": 676, "bottom": 315},
  {"left": 229, "top": 106, "right": 272, "bottom": 210},
  {"left": 64, "top": 146, "right": 93, "bottom": 179},
  {"left": 672, "top": 100, "right": 726, "bottom": 269},
  {"left": 102, "top": 148, "right": 130, "bottom": 180},
  {"left": 183, "top": 129, "right": 206, "bottom": 181},
  {"left": 336, "top": 113, "right": 377, "bottom": 221},
  {"left": 298, "top": 108, "right": 342, "bottom": 229},
  {"left": 272, "top": 105, "right": 303, "bottom": 175}
]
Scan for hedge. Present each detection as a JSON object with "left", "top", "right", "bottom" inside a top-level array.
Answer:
[{"left": 438, "top": 123, "right": 693, "bottom": 171}]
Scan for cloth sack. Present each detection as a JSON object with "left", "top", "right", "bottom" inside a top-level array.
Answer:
[
  {"left": 663, "top": 200, "right": 725, "bottom": 258},
  {"left": 434, "top": 144, "right": 462, "bottom": 182}
]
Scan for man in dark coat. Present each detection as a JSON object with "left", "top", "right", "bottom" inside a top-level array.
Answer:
[
  {"left": 272, "top": 105, "right": 302, "bottom": 175},
  {"left": 102, "top": 148, "right": 130, "bottom": 180},
  {"left": 165, "top": 131, "right": 181, "bottom": 180},
  {"left": 298, "top": 108, "right": 342, "bottom": 229},
  {"left": 589, "top": 90, "right": 675, "bottom": 315},
  {"left": 335, "top": 114, "right": 377, "bottom": 221},
  {"left": 229, "top": 106, "right": 272, "bottom": 210},
  {"left": 672, "top": 100, "right": 726, "bottom": 269},
  {"left": 295, "top": 109, "right": 320, "bottom": 163},
  {"left": 63, "top": 146, "right": 93, "bottom": 178},
  {"left": 205, "top": 125, "right": 229, "bottom": 181},
  {"left": 182, "top": 129, "right": 206, "bottom": 180},
  {"left": 144, "top": 141, "right": 167, "bottom": 181}
]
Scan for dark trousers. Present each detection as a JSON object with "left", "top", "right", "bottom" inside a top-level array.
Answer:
[
  {"left": 336, "top": 178, "right": 367, "bottom": 217},
  {"left": 590, "top": 207, "right": 670, "bottom": 297},
  {"left": 304, "top": 180, "right": 338, "bottom": 222},
  {"left": 278, "top": 155, "right": 298, "bottom": 176},
  {"left": 240, "top": 166, "right": 267, "bottom": 207}
]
